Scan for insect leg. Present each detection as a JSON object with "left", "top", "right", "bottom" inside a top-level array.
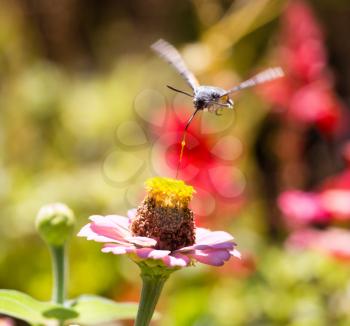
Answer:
[{"left": 215, "top": 108, "right": 224, "bottom": 116}]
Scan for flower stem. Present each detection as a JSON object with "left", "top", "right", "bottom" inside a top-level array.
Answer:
[
  {"left": 134, "top": 268, "right": 170, "bottom": 326},
  {"left": 50, "top": 245, "right": 66, "bottom": 305}
]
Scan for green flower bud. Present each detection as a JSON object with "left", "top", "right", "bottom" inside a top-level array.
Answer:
[{"left": 36, "top": 203, "right": 75, "bottom": 247}]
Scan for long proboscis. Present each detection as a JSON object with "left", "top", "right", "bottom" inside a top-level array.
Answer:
[
  {"left": 176, "top": 108, "right": 200, "bottom": 178},
  {"left": 184, "top": 108, "right": 200, "bottom": 131},
  {"left": 222, "top": 67, "right": 284, "bottom": 96}
]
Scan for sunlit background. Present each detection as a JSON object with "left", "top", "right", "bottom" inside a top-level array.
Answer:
[{"left": 1, "top": 0, "right": 350, "bottom": 325}]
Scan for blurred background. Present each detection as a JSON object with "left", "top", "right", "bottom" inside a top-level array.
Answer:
[{"left": 1, "top": 0, "right": 350, "bottom": 325}]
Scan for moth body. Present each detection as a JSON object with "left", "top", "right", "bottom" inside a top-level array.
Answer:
[{"left": 194, "top": 86, "right": 234, "bottom": 112}]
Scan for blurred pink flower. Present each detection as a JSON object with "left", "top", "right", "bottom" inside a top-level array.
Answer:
[
  {"left": 312, "top": 168, "right": 350, "bottom": 221},
  {"left": 288, "top": 82, "right": 340, "bottom": 130},
  {"left": 280, "top": 0, "right": 326, "bottom": 82},
  {"left": 0, "top": 318, "right": 14, "bottom": 326},
  {"left": 287, "top": 228, "right": 350, "bottom": 261},
  {"left": 279, "top": 165, "right": 350, "bottom": 227},
  {"left": 320, "top": 190, "right": 350, "bottom": 220},
  {"left": 278, "top": 190, "right": 329, "bottom": 227},
  {"left": 78, "top": 210, "right": 240, "bottom": 268}
]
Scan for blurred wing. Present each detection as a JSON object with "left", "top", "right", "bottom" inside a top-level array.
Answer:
[
  {"left": 225, "top": 67, "right": 284, "bottom": 95},
  {"left": 151, "top": 39, "right": 200, "bottom": 91}
]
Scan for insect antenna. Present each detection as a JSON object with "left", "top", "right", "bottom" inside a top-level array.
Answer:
[{"left": 167, "top": 85, "right": 193, "bottom": 98}]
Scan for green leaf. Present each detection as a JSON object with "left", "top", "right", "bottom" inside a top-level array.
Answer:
[
  {"left": 0, "top": 290, "right": 80, "bottom": 324},
  {"left": 42, "top": 306, "right": 79, "bottom": 321},
  {"left": 0, "top": 290, "right": 51, "bottom": 324},
  {"left": 69, "top": 295, "right": 139, "bottom": 325}
]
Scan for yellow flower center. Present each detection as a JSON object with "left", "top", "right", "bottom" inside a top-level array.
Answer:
[
  {"left": 131, "top": 177, "right": 196, "bottom": 251},
  {"left": 145, "top": 177, "right": 195, "bottom": 208}
]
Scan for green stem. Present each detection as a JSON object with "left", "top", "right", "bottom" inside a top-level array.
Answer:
[
  {"left": 134, "top": 269, "right": 170, "bottom": 326},
  {"left": 50, "top": 245, "right": 66, "bottom": 305}
]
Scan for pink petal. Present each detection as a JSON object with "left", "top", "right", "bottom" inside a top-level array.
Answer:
[
  {"left": 89, "top": 215, "right": 131, "bottom": 243},
  {"left": 196, "top": 228, "right": 234, "bottom": 243},
  {"left": 90, "top": 215, "right": 130, "bottom": 232},
  {"left": 194, "top": 242, "right": 234, "bottom": 250},
  {"left": 149, "top": 250, "right": 171, "bottom": 259},
  {"left": 195, "top": 228, "right": 212, "bottom": 239},
  {"left": 162, "top": 253, "right": 190, "bottom": 267},
  {"left": 230, "top": 249, "right": 242, "bottom": 259},
  {"left": 128, "top": 209, "right": 137, "bottom": 220},
  {"left": 179, "top": 228, "right": 235, "bottom": 251},
  {"left": 135, "top": 248, "right": 171, "bottom": 259},
  {"left": 172, "top": 252, "right": 191, "bottom": 265},
  {"left": 102, "top": 243, "right": 136, "bottom": 255},
  {"left": 78, "top": 223, "right": 125, "bottom": 243},
  {"left": 126, "top": 236, "right": 157, "bottom": 247},
  {"left": 190, "top": 249, "right": 231, "bottom": 266}
]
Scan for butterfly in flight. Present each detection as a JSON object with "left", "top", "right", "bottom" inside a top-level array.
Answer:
[{"left": 151, "top": 39, "right": 284, "bottom": 131}]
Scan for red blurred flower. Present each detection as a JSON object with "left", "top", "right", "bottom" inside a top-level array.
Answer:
[
  {"left": 259, "top": 0, "right": 345, "bottom": 135},
  {"left": 150, "top": 108, "right": 245, "bottom": 224},
  {"left": 280, "top": 0, "right": 326, "bottom": 83}
]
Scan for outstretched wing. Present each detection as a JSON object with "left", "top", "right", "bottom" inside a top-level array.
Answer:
[
  {"left": 224, "top": 67, "right": 284, "bottom": 95},
  {"left": 151, "top": 39, "right": 200, "bottom": 91}
]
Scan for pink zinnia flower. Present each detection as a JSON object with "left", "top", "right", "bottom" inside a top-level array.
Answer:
[
  {"left": 78, "top": 213, "right": 239, "bottom": 267},
  {"left": 78, "top": 177, "right": 240, "bottom": 268},
  {"left": 79, "top": 177, "right": 241, "bottom": 326}
]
